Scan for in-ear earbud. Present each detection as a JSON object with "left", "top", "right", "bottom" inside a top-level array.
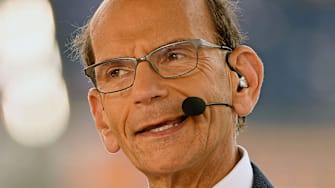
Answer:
[{"left": 239, "top": 76, "right": 248, "bottom": 88}]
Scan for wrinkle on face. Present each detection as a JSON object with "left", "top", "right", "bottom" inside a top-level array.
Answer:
[
  {"left": 89, "top": 0, "right": 237, "bottom": 179},
  {"left": 90, "top": 0, "right": 218, "bottom": 63}
]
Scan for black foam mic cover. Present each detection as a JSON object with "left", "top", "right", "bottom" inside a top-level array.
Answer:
[
  {"left": 182, "top": 97, "right": 232, "bottom": 117},
  {"left": 182, "top": 97, "right": 206, "bottom": 116}
]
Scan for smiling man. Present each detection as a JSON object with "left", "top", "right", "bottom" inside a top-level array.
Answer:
[{"left": 74, "top": 0, "right": 273, "bottom": 187}]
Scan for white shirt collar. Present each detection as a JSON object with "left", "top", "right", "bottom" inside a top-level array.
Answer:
[{"left": 213, "top": 145, "right": 253, "bottom": 188}]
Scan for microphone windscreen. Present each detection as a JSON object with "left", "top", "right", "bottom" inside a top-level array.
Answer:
[{"left": 182, "top": 97, "right": 206, "bottom": 116}]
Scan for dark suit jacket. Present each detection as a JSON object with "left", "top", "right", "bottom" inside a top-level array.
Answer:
[{"left": 251, "top": 163, "right": 273, "bottom": 188}]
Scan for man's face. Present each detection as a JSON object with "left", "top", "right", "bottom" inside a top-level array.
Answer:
[{"left": 89, "top": 0, "right": 236, "bottom": 174}]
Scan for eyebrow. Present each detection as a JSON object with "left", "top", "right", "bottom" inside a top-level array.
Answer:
[
  {"left": 97, "top": 38, "right": 194, "bottom": 63},
  {"left": 157, "top": 38, "right": 192, "bottom": 48}
]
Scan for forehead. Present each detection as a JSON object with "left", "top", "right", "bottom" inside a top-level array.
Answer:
[{"left": 90, "top": 0, "right": 215, "bottom": 60}]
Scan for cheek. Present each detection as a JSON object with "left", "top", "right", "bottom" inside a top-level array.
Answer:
[
  {"left": 212, "top": 68, "right": 232, "bottom": 101},
  {"left": 193, "top": 58, "right": 230, "bottom": 97},
  {"left": 102, "top": 95, "right": 131, "bottom": 134},
  {"left": 164, "top": 61, "right": 230, "bottom": 105}
]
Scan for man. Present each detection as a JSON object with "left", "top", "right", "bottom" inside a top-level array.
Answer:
[{"left": 74, "top": 0, "right": 273, "bottom": 187}]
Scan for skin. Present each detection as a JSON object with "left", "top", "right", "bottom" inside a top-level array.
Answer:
[{"left": 87, "top": 0, "right": 263, "bottom": 187}]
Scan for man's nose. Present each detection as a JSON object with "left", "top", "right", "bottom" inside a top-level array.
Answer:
[{"left": 131, "top": 62, "right": 168, "bottom": 105}]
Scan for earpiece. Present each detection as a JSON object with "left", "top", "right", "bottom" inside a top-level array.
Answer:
[
  {"left": 239, "top": 76, "right": 248, "bottom": 88},
  {"left": 225, "top": 52, "right": 249, "bottom": 90}
]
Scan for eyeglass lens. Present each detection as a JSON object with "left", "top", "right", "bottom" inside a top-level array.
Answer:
[{"left": 93, "top": 41, "right": 198, "bottom": 93}]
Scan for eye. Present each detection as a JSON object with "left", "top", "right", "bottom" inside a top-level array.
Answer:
[
  {"left": 167, "top": 52, "right": 184, "bottom": 61},
  {"left": 152, "top": 44, "right": 195, "bottom": 66},
  {"left": 108, "top": 68, "right": 128, "bottom": 78}
]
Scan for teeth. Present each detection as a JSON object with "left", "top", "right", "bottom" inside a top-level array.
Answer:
[{"left": 149, "top": 123, "right": 180, "bottom": 133}]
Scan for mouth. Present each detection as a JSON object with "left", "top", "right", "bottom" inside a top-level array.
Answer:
[{"left": 135, "top": 115, "right": 188, "bottom": 135}]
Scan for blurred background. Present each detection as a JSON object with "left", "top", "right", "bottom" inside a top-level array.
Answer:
[{"left": 0, "top": 0, "right": 334, "bottom": 187}]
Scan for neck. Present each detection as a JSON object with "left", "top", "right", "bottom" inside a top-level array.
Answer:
[{"left": 146, "top": 144, "right": 240, "bottom": 188}]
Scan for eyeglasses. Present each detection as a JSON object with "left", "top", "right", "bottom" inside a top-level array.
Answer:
[{"left": 84, "top": 39, "right": 232, "bottom": 94}]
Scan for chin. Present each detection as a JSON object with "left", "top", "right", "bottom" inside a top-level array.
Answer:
[
  {"left": 140, "top": 161, "right": 184, "bottom": 176},
  {"left": 136, "top": 150, "right": 203, "bottom": 177}
]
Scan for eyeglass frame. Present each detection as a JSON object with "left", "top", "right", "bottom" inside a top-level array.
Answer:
[{"left": 84, "top": 38, "right": 233, "bottom": 94}]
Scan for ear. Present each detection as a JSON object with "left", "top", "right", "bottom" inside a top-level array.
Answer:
[
  {"left": 88, "top": 88, "right": 120, "bottom": 153},
  {"left": 228, "top": 45, "right": 264, "bottom": 116}
]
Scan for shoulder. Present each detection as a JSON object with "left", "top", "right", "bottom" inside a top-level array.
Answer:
[{"left": 251, "top": 162, "right": 274, "bottom": 188}]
